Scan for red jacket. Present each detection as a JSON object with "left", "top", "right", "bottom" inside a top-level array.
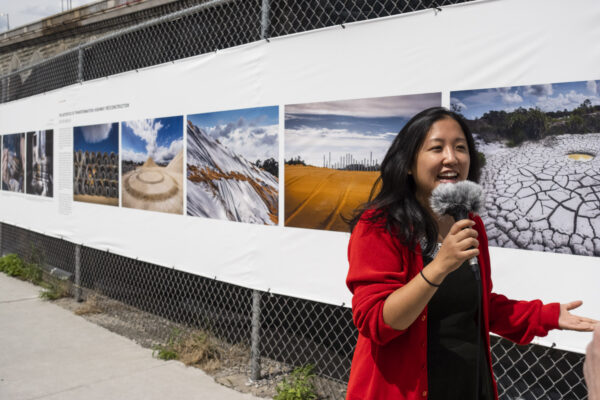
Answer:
[{"left": 346, "top": 212, "right": 560, "bottom": 400}]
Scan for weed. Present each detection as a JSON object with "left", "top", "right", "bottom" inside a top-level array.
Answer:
[
  {"left": 152, "top": 329, "right": 222, "bottom": 371},
  {"left": 22, "top": 262, "right": 44, "bottom": 285},
  {"left": 39, "top": 281, "right": 69, "bottom": 300},
  {"left": 274, "top": 365, "right": 318, "bottom": 400},
  {"left": 176, "top": 331, "right": 221, "bottom": 371},
  {"left": 152, "top": 328, "right": 183, "bottom": 361},
  {"left": 74, "top": 294, "right": 103, "bottom": 315},
  {"left": 153, "top": 344, "right": 179, "bottom": 360},
  {"left": 0, "top": 253, "right": 26, "bottom": 277},
  {"left": 0, "top": 253, "right": 44, "bottom": 285}
]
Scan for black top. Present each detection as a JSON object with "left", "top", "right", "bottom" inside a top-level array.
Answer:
[{"left": 423, "top": 255, "right": 495, "bottom": 400}]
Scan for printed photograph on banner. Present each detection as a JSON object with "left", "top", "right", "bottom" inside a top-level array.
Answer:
[
  {"left": 121, "top": 116, "right": 184, "bottom": 215},
  {"left": 451, "top": 79, "right": 600, "bottom": 257},
  {"left": 285, "top": 93, "right": 441, "bottom": 232},
  {"left": 73, "top": 122, "right": 119, "bottom": 206},
  {"left": 2, "top": 133, "right": 26, "bottom": 193},
  {"left": 26, "top": 130, "right": 53, "bottom": 197},
  {"left": 186, "top": 106, "right": 278, "bottom": 225}
]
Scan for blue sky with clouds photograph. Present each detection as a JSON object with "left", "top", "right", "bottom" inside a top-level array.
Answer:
[
  {"left": 74, "top": 123, "right": 119, "bottom": 153},
  {"left": 451, "top": 80, "right": 600, "bottom": 120},
  {"left": 285, "top": 93, "right": 441, "bottom": 167},
  {"left": 121, "top": 116, "right": 183, "bottom": 164},
  {"left": 187, "top": 106, "right": 279, "bottom": 163}
]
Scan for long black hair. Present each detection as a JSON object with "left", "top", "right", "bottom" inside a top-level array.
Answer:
[{"left": 348, "top": 107, "right": 481, "bottom": 255}]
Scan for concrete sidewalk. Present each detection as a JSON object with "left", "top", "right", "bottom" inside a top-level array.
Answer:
[{"left": 0, "top": 273, "right": 264, "bottom": 400}]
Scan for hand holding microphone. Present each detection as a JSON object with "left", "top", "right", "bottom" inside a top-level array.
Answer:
[
  {"left": 434, "top": 219, "right": 480, "bottom": 275},
  {"left": 430, "top": 180, "right": 484, "bottom": 279}
]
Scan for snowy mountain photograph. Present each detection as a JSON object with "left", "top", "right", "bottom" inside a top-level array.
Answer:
[{"left": 186, "top": 106, "right": 279, "bottom": 225}]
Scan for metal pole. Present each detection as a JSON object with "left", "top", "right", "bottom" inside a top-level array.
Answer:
[
  {"left": 77, "top": 47, "right": 84, "bottom": 83},
  {"left": 0, "top": 223, "right": 3, "bottom": 256},
  {"left": 250, "top": 289, "right": 262, "bottom": 381},
  {"left": 75, "top": 244, "right": 82, "bottom": 302},
  {"left": 260, "top": 0, "right": 270, "bottom": 40}
]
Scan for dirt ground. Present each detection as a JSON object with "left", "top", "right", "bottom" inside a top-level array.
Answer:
[{"left": 54, "top": 294, "right": 292, "bottom": 398}]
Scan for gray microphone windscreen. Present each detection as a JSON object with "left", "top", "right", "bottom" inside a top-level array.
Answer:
[{"left": 429, "top": 181, "right": 483, "bottom": 219}]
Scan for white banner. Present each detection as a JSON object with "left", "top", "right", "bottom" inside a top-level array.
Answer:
[{"left": 0, "top": 0, "right": 599, "bottom": 352}]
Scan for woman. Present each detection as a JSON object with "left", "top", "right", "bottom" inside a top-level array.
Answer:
[{"left": 345, "top": 107, "right": 597, "bottom": 400}]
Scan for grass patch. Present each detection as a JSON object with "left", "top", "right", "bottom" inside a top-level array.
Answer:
[
  {"left": 39, "top": 280, "right": 70, "bottom": 300},
  {"left": 153, "top": 328, "right": 184, "bottom": 361},
  {"left": 74, "top": 294, "right": 104, "bottom": 315},
  {"left": 0, "top": 253, "right": 69, "bottom": 301},
  {"left": 0, "top": 253, "right": 43, "bottom": 284},
  {"left": 152, "top": 328, "right": 222, "bottom": 371},
  {"left": 274, "top": 365, "right": 318, "bottom": 400}
]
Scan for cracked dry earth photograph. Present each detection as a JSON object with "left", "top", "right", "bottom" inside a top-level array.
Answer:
[{"left": 452, "top": 79, "right": 600, "bottom": 256}]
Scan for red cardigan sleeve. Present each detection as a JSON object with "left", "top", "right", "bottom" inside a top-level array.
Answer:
[
  {"left": 473, "top": 215, "right": 561, "bottom": 344},
  {"left": 488, "top": 293, "right": 560, "bottom": 344},
  {"left": 346, "top": 215, "right": 410, "bottom": 345}
]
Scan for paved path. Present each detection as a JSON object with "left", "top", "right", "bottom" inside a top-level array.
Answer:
[{"left": 0, "top": 273, "right": 264, "bottom": 400}]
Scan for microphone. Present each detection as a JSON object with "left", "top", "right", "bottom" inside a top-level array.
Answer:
[{"left": 429, "top": 180, "right": 483, "bottom": 278}]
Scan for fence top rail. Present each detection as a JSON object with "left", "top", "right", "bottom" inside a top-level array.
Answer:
[{"left": 0, "top": 0, "right": 236, "bottom": 81}]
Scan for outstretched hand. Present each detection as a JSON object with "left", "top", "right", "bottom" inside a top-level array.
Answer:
[{"left": 558, "top": 301, "right": 598, "bottom": 332}]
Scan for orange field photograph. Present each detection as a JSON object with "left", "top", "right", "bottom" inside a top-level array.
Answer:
[{"left": 284, "top": 93, "right": 441, "bottom": 232}]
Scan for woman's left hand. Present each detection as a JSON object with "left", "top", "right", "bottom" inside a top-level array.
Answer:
[{"left": 558, "top": 301, "right": 599, "bottom": 331}]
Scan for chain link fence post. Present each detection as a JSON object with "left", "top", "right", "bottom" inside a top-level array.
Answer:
[
  {"left": 77, "top": 47, "right": 84, "bottom": 83},
  {"left": 250, "top": 289, "right": 262, "bottom": 381},
  {"left": 260, "top": 0, "right": 270, "bottom": 40},
  {"left": 0, "top": 222, "right": 3, "bottom": 256},
  {"left": 75, "top": 244, "right": 82, "bottom": 302}
]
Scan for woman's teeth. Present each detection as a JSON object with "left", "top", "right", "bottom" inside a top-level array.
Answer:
[{"left": 438, "top": 173, "right": 458, "bottom": 179}]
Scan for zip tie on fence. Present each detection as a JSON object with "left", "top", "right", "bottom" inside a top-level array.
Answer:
[
  {"left": 341, "top": 302, "right": 345, "bottom": 307},
  {"left": 434, "top": 6, "right": 442, "bottom": 15},
  {"left": 341, "top": 24, "right": 346, "bottom": 29}
]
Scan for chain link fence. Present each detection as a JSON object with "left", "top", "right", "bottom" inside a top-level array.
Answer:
[
  {"left": 0, "top": 0, "right": 474, "bottom": 103},
  {"left": 0, "top": 222, "right": 588, "bottom": 399},
  {"left": 0, "top": 1, "right": 590, "bottom": 398}
]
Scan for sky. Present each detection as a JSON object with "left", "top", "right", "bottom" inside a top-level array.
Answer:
[
  {"left": 285, "top": 93, "right": 441, "bottom": 168},
  {"left": 451, "top": 80, "right": 600, "bottom": 120},
  {"left": 0, "top": 0, "right": 99, "bottom": 31},
  {"left": 74, "top": 122, "right": 118, "bottom": 153},
  {"left": 121, "top": 116, "right": 183, "bottom": 164},
  {"left": 188, "top": 106, "right": 279, "bottom": 163}
]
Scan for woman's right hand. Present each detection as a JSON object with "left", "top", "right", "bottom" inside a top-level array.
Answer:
[{"left": 433, "top": 219, "right": 480, "bottom": 276}]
